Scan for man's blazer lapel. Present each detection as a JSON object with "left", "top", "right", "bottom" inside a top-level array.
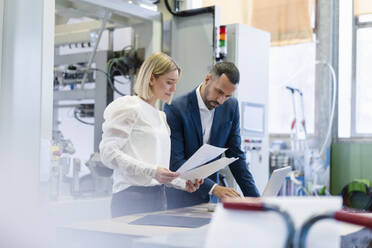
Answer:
[{"left": 188, "top": 91, "right": 203, "bottom": 146}]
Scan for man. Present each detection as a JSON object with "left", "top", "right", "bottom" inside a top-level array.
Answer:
[{"left": 164, "top": 62, "right": 260, "bottom": 209}]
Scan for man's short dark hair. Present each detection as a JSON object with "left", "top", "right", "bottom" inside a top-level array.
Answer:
[{"left": 210, "top": 62, "right": 240, "bottom": 85}]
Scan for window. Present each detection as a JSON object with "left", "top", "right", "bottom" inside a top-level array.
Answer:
[
  {"left": 268, "top": 42, "right": 315, "bottom": 134},
  {"left": 355, "top": 27, "right": 372, "bottom": 134},
  {"left": 339, "top": 1, "right": 372, "bottom": 137}
]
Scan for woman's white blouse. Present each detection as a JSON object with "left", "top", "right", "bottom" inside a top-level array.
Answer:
[{"left": 99, "top": 95, "right": 186, "bottom": 194}]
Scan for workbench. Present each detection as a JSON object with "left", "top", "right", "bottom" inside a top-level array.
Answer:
[
  {"left": 57, "top": 203, "right": 213, "bottom": 248},
  {"left": 57, "top": 203, "right": 371, "bottom": 248}
]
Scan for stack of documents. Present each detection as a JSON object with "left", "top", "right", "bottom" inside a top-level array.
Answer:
[{"left": 176, "top": 144, "right": 238, "bottom": 181}]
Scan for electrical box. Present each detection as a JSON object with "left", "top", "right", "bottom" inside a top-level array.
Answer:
[{"left": 226, "top": 24, "right": 270, "bottom": 194}]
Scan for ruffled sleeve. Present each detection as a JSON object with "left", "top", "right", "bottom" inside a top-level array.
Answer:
[{"left": 99, "top": 96, "right": 157, "bottom": 179}]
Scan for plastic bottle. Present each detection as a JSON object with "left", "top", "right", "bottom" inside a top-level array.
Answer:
[{"left": 305, "top": 150, "right": 329, "bottom": 195}]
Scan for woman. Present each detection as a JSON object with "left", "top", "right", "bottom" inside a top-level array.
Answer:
[{"left": 100, "top": 52, "right": 202, "bottom": 217}]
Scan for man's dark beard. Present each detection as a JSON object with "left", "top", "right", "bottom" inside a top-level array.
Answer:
[
  {"left": 206, "top": 100, "right": 219, "bottom": 110},
  {"left": 203, "top": 85, "right": 219, "bottom": 110}
]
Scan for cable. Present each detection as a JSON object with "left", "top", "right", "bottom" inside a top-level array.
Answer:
[
  {"left": 282, "top": 60, "right": 337, "bottom": 157},
  {"left": 164, "top": 0, "right": 214, "bottom": 17},
  {"left": 73, "top": 109, "right": 94, "bottom": 126},
  {"left": 297, "top": 211, "right": 372, "bottom": 248},
  {"left": 87, "top": 68, "right": 125, "bottom": 96},
  {"left": 223, "top": 201, "right": 295, "bottom": 248},
  {"left": 107, "top": 59, "right": 132, "bottom": 83},
  {"left": 107, "top": 61, "right": 129, "bottom": 83},
  {"left": 316, "top": 61, "right": 337, "bottom": 157},
  {"left": 106, "top": 47, "right": 140, "bottom": 87},
  {"left": 55, "top": 65, "right": 126, "bottom": 95},
  {"left": 120, "top": 45, "right": 134, "bottom": 55},
  {"left": 111, "top": 70, "right": 131, "bottom": 84},
  {"left": 296, "top": 213, "right": 332, "bottom": 248}
]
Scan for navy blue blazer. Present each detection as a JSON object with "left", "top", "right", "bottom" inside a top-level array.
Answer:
[{"left": 164, "top": 89, "right": 259, "bottom": 208}]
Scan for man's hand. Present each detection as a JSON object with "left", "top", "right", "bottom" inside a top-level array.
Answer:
[
  {"left": 185, "top": 179, "right": 204, "bottom": 193},
  {"left": 155, "top": 167, "right": 179, "bottom": 184},
  {"left": 212, "top": 185, "right": 241, "bottom": 200}
]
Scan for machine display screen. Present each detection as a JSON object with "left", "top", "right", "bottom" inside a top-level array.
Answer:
[{"left": 241, "top": 102, "right": 265, "bottom": 137}]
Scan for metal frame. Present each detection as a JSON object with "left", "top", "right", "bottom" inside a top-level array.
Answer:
[
  {"left": 55, "top": 0, "right": 162, "bottom": 57},
  {"left": 350, "top": 1, "right": 358, "bottom": 137},
  {"left": 350, "top": 0, "right": 372, "bottom": 137},
  {"left": 80, "top": 10, "right": 111, "bottom": 88},
  {"left": 54, "top": 50, "right": 112, "bottom": 152},
  {"left": 56, "top": 0, "right": 161, "bottom": 24},
  {"left": 0, "top": 0, "right": 4, "bottom": 90},
  {"left": 314, "top": 0, "right": 339, "bottom": 149},
  {"left": 53, "top": 0, "right": 162, "bottom": 152}
]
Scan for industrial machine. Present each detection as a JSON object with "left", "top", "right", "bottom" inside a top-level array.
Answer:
[
  {"left": 168, "top": 7, "right": 271, "bottom": 193},
  {"left": 226, "top": 24, "right": 270, "bottom": 193},
  {"left": 50, "top": 0, "right": 161, "bottom": 200},
  {"left": 48, "top": 0, "right": 271, "bottom": 200}
]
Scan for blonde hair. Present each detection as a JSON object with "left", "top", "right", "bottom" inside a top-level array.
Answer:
[{"left": 134, "top": 52, "right": 181, "bottom": 100}]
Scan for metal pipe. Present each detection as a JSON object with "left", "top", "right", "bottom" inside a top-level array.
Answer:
[
  {"left": 53, "top": 104, "right": 85, "bottom": 108},
  {"left": 81, "top": 10, "right": 112, "bottom": 89},
  {"left": 108, "top": 28, "right": 114, "bottom": 51}
]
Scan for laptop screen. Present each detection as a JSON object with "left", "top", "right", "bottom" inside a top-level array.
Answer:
[{"left": 262, "top": 166, "right": 291, "bottom": 197}]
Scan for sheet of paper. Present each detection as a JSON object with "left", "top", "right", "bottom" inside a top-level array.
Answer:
[
  {"left": 179, "top": 157, "right": 238, "bottom": 181},
  {"left": 176, "top": 144, "right": 227, "bottom": 173}
]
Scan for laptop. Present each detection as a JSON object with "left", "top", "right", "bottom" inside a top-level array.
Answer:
[
  {"left": 207, "top": 166, "right": 292, "bottom": 211},
  {"left": 262, "top": 166, "right": 292, "bottom": 197}
]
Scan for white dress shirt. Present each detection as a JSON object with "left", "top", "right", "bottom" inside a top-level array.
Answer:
[
  {"left": 196, "top": 85, "right": 217, "bottom": 195},
  {"left": 196, "top": 84, "right": 215, "bottom": 144},
  {"left": 99, "top": 95, "right": 186, "bottom": 194}
]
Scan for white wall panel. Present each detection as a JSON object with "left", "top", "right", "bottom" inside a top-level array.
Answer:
[
  {"left": 0, "top": 0, "right": 3, "bottom": 87},
  {"left": 0, "top": 0, "right": 54, "bottom": 247}
]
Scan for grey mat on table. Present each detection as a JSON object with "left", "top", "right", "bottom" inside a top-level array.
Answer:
[
  {"left": 341, "top": 228, "right": 372, "bottom": 248},
  {"left": 129, "top": 214, "right": 211, "bottom": 228}
]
